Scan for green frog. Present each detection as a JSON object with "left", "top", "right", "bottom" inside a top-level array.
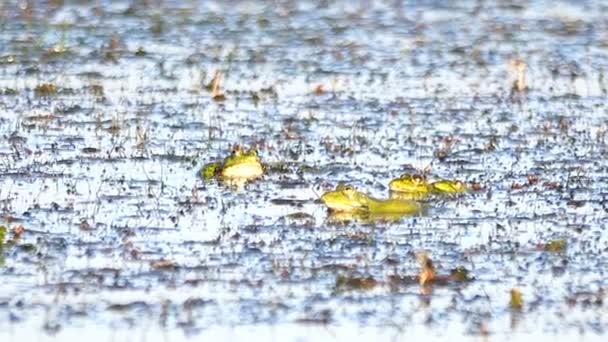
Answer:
[
  {"left": 320, "top": 184, "right": 420, "bottom": 215},
  {"left": 429, "top": 179, "right": 466, "bottom": 194},
  {"left": 389, "top": 174, "right": 430, "bottom": 194},
  {"left": 201, "top": 146, "right": 263, "bottom": 183}
]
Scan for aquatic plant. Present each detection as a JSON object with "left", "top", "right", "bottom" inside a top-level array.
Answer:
[
  {"left": 334, "top": 275, "right": 377, "bottom": 292},
  {"left": 34, "top": 83, "right": 57, "bottom": 96},
  {"left": 0, "top": 225, "right": 6, "bottom": 246},
  {"left": 510, "top": 288, "right": 523, "bottom": 310}
]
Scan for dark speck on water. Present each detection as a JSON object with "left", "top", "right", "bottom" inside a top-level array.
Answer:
[{"left": 0, "top": 0, "right": 608, "bottom": 340}]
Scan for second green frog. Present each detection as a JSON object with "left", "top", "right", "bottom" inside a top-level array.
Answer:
[{"left": 320, "top": 184, "right": 421, "bottom": 216}]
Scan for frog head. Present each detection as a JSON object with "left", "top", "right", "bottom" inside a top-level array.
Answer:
[
  {"left": 220, "top": 146, "right": 263, "bottom": 180},
  {"left": 389, "top": 174, "right": 429, "bottom": 193},
  {"left": 320, "top": 184, "right": 369, "bottom": 212}
]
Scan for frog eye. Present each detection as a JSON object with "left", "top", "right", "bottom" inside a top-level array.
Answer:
[
  {"left": 248, "top": 148, "right": 258, "bottom": 156},
  {"left": 400, "top": 173, "right": 409, "bottom": 179},
  {"left": 336, "top": 183, "right": 346, "bottom": 191},
  {"left": 342, "top": 186, "right": 357, "bottom": 199},
  {"left": 412, "top": 175, "right": 424, "bottom": 184},
  {"left": 231, "top": 145, "right": 243, "bottom": 156}
]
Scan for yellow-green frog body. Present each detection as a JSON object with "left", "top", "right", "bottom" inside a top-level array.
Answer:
[
  {"left": 389, "top": 174, "right": 430, "bottom": 194},
  {"left": 219, "top": 148, "right": 263, "bottom": 180},
  {"left": 201, "top": 147, "right": 263, "bottom": 182},
  {"left": 319, "top": 184, "right": 369, "bottom": 213},
  {"left": 321, "top": 184, "right": 420, "bottom": 215},
  {"left": 430, "top": 180, "right": 466, "bottom": 194}
]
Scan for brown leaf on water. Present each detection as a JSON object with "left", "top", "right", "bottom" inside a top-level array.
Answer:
[
  {"left": 470, "top": 181, "right": 485, "bottom": 191},
  {"left": 313, "top": 84, "right": 325, "bottom": 95},
  {"left": 79, "top": 219, "right": 92, "bottom": 231},
  {"left": 212, "top": 93, "right": 226, "bottom": 101},
  {"left": 543, "top": 181, "right": 561, "bottom": 190},
  {"left": 527, "top": 174, "right": 539, "bottom": 185},
  {"left": 12, "top": 225, "right": 25, "bottom": 240},
  {"left": 509, "top": 58, "right": 527, "bottom": 92},
  {"left": 204, "top": 70, "right": 226, "bottom": 101},
  {"left": 511, "top": 182, "right": 524, "bottom": 190},
  {"left": 211, "top": 71, "right": 225, "bottom": 101},
  {"left": 567, "top": 200, "right": 585, "bottom": 208},
  {"left": 151, "top": 259, "right": 176, "bottom": 270},
  {"left": 416, "top": 251, "right": 436, "bottom": 286}
]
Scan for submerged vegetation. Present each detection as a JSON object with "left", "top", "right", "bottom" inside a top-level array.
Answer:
[
  {"left": 540, "top": 239, "right": 568, "bottom": 252},
  {"left": 34, "top": 83, "right": 57, "bottom": 96},
  {"left": 334, "top": 275, "right": 378, "bottom": 292}
]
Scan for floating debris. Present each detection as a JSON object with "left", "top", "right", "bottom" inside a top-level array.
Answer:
[
  {"left": 150, "top": 259, "right": 176, "bottom": 270},
  {"left": 313, "top": 84, "right": 325, "bottom": 95},
  {"left": 135, "top": 47, "right": 147, "bottom": 56},
  {"left": 527, "top": 174, "right": 539, "bottom": 185},
  {"left": 34, "top": 83, "right": 57, "bottom": 96},
  {"left": 48, "top": 42, "right": 68, "bottom": 56},
  {"left": 257, "top": 16, "right": 270, "bottom": 29},
  {"left": 470, "top": 181, "right": 485, "bottom": 192},
  {"left": 448, "top": 266, "right": 472, "bottom": 282},
  {"left": 510, "top": 58, "right": 527, "bottom": 92},
  {"left": 539, "top": 239, "right": 567, "bottom": 252},
  {"left": 334, "top": 275, "right": 377, "bottom": 292},
  {"left": 416, "top": 251, "right": 436, "bottom": 286},
  {"left": 510, "top": 288, "right": 524, "bottom": 310},
  {"left": 90, "top": 84, "right": 104, "bottom": 97},
  {"left": 12, "top": 225, "right": 24, "bottom": 240},
  {"left": 206, "top": 70, "right": 226, "bottom": 101}
]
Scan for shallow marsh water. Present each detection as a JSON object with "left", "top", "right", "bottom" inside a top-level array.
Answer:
[{"left": 0, "top": 0, "right": 608, "bottom": 341}]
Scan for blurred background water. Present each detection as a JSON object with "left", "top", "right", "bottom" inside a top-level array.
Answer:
[{"left": 0, "top": 1, "right": 608, "bottom": 340}]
